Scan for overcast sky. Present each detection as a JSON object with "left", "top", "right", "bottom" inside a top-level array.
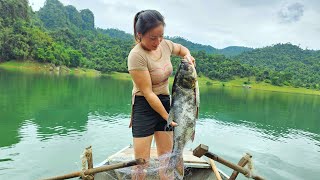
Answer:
[{"left": 29, "top": 0, "right": 320, "bottom": 50}]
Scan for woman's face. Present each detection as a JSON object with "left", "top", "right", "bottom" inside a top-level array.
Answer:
[{"left": 140, "top": 25, "right": 164, "bottom": 51}]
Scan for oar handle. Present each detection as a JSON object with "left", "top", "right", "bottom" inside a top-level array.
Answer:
[
  {"left": 205, "top": 152, "right": 265, "bottom": 180},
  {"left": 41, "top": 158, "right": 145, "bottom": 180}
]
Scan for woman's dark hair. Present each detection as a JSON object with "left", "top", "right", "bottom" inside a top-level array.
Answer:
[{"left": 133, "top": 10, "right": 165, "bottom": 42}]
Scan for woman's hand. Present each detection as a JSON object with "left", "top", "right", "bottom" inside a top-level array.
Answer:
[
  {"left": 170, "top": 121, "right": 178, "bottom": 127},
  {"left": 164, "top": 114, "right": 178, "bottom": 127},
  {"left": 184, "top": 54, "right": 196, "bottom": 67},
  {"left": 172, "top": 43, "right": 195, "bottom": 66}
]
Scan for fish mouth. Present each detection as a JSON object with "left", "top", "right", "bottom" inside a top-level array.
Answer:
[
  {"left": 181, "top": 59, "right": 194, "bottom": 66},
  {"left": 181, "top": 60, "right": 195, "bottom": 71}
]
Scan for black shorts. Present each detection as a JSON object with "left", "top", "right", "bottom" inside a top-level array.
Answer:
[{"left": 132, "top": 95, "right": 173, "bottom": 138}]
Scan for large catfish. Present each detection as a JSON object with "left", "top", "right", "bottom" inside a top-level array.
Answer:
[{"left": 167, "top": 59, "right": 200, "bottom": 179}]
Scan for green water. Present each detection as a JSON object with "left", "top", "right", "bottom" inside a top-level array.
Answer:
[{"left": 0, "top": 69, "right": 319, "bottom": 180}]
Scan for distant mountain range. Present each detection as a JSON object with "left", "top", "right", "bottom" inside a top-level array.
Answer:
[
  {"left": 167, "top": 36, "right": 253, "bottom": 57},
  {"left": 97, "top": 28, "right": 254, "bottom": 57}
]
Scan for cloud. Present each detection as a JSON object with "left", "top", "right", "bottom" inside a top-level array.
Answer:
[
  {"left": 278, "top": 2, "right": 304, "bottom": 23},
  {"left": 227, "top": 0, "right": 279, "bottom": 7}
]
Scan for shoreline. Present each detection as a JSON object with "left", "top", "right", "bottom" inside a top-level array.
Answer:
[
  {"left": 1, "top": 61, "right": 319, "bottom": 96},
  {"left": 0, "top": 60, "right": 101, "bottom": 77}
]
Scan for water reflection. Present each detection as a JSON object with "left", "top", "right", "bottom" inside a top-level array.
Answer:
[{"left": 0, "top": 69, "right": 132, "bottom": 147}]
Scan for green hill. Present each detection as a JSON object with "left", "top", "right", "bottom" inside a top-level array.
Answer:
[
  {"left": 235, "top": 43, "right": 319, "bottom": 69},
  {"left": 235, "top": 43, "right": 320, "bottom": 87}
]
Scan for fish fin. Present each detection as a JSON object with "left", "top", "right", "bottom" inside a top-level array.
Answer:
[
  {"left": 193, "top": 79, "right": 200, "bottom": 117},
  {"left": 196, "top": 107, "right": 199, "bottom": 119},
  {"left": 191, "top": 129, "right": 195, "bottom": 142},
  {"left": 195, "top": 80, "right": 200, "bottom": 109}
]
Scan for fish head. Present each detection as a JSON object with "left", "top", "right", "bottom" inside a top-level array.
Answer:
[{"left": 175, "top": 59, "right": 197, "bottom": 89}]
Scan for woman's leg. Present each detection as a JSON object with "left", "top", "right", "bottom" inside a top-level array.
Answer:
[
  {"left": 154, "top": 131, "right": 173, "bottom": 180},
  {"left": 132, "top": 135, "right": 153, "bottom": 180}
]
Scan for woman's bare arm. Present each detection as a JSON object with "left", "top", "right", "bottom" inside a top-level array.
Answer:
[
  {"left": 172, "top": 42, "right": 196, "bottom": 66},
  {"left": 129, "top": 70, "right": 177, "bottom": 126}
]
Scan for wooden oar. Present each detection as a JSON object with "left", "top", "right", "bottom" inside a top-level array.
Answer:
[
  {"left": 193, "top": 144, "right": 265, "bottom": 180},
  {"left": 229, "top": 153, "right": 252, "bottom": 180},
  {"left": 41, "top": 158, "right": 145, "bottom": 180},
  {"left": 209, "top": 159, "right": 222, "bottom": 180}
]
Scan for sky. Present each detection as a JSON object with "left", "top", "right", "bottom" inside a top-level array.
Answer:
[{"left": 28, "top": 0, "right": 320, "bottom": 50}]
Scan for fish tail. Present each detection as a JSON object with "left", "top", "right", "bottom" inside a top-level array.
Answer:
[
  {"left": 174, "top": 156, "right": 184, "bottom": 179},
  {"left": 167, "top": 153, "right": 184, "bottom": 179}
]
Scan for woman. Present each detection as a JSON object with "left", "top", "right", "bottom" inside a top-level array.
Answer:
[{"left": 128, "top": 10, "right": 195, "bottom": 179}]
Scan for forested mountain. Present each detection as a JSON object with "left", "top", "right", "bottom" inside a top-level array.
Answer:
[
  {"left": 0, "top": 0, "right": 33, "bottom": 61},
  {"left": 235, "top": 43, "right": 319, "bottom": 68},
  {"left": 0, "top": 0, "right": 30, "bottom": 25},
  {"left": 0, "top": 0, "right": 132, "bottom": 71},
  {"left": 0, "top": 0, "right": 319, "bottom": 90},
  {"left": 235, "top": 44, "right": 320, "bottom": 88},
  {"left": 37, "top": 0, "right": 94, "bottom": 30}
]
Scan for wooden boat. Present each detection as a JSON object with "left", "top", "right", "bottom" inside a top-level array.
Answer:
[{"left": 94, "top": 145, "right": 229, "bottom": 180}]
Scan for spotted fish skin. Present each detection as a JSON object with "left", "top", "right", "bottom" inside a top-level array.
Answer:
[{"left": 167, "top": 59, "right": 199, "bottom": 179}]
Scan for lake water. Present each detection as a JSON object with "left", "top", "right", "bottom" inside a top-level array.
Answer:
[{"left": 0, "top": 69, "right": 319, "bottom": 180}]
